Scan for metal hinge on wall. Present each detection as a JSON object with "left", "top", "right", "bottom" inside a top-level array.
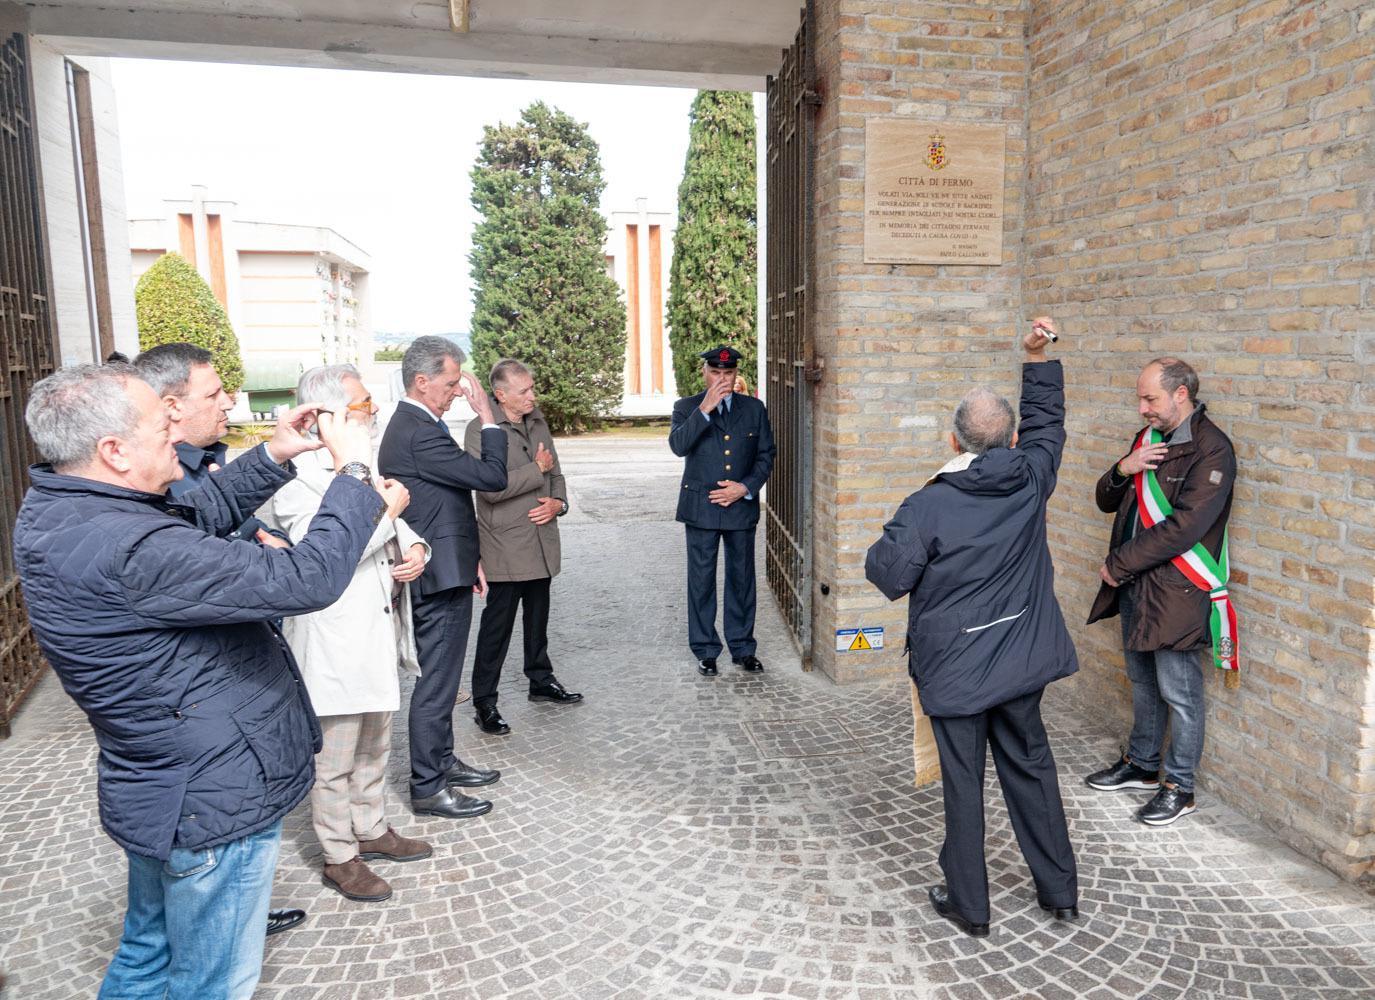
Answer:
[{"left": 804, "top": 357, "right": 825, "bottom": 384}]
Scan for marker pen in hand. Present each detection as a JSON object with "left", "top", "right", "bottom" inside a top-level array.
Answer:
[{"left": 1032, "top": 320, "right": 1058, "bottom": 343}]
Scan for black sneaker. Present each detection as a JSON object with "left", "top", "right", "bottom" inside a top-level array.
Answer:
[
  {"left": 1085, "top": 753, "right": 1160, "bottom": 791},
  {"left": 1137, "top": 785, "right": 1196, "bottom": 826}
]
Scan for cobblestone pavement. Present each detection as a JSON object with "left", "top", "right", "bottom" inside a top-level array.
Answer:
[{"left": 3, "top": 436, "right": 1374, "bottom": 999}]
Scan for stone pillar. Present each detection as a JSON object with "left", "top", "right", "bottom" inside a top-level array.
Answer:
[
  {"left": 809, "top": 0, "right": 1031, "bottom": 695},
  {"left": 806, "top": 0, "right": 1374, "bottom": 881}
]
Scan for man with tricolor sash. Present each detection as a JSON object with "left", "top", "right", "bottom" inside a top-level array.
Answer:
[{"left": 1085, "top": 357, "right": 1237, "bottom": 827}]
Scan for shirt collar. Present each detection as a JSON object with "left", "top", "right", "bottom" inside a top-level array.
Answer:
[{"left": 174, "top": 440, "right": 227, "bottom": 472}]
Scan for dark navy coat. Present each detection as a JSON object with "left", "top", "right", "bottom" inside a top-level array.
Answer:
[
  {"left": 865, "top": 362, "right": 1078, "bottom": 718},
  {"left": 13, "top": 445, "right": 384, "bottom": 860},
  {"left": 668, "top": 392, "right": 776, "bottom": 531},
  {"left": 378, "top": 401, "right": 507, "bottom": 598}
]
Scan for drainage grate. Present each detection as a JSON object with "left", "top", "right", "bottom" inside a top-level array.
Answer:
[{"left": 743, "top": 718, "right": 865, "bottom": 760}]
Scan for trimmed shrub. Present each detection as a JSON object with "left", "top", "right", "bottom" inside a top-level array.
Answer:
[{"left": 134, "top": 253, "right": 245, "bottom": 394}]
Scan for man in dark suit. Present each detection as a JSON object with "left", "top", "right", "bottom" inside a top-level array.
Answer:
[
  {"left": 668, "top": 345, "right": 776, "bottom": 677},
  {"left": 378, "top": 336, "right": 507, "bottom": 819}
]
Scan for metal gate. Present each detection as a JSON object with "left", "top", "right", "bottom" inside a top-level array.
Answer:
[
  {"left": 0, "top": 33, "right": 57, "bottom": 737},
  {"left": 764, "top": 4, "right": 818, "bottom": 667}
]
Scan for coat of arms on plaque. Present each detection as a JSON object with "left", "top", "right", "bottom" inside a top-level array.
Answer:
[{"left": 926, "top": 133, "right": 947, "bottom": 171}]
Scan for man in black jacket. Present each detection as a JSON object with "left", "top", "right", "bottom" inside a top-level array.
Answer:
[
  {"left": 866, "top": 320, "right": 1078, "bottom": 937},
  {"left": 134, "top": 342, "right": 304, "bottom": 936},
  {"left": 1083, "top": 358, "right": 1237, "bottom": 827},
  {"left": 378, "top": 336, "right": 508, "bottom": 819}
]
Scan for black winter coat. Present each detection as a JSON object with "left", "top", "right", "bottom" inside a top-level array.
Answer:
[
  {"left": 13, "top": 446, "right": 384, "bottom": 860},
  {"left": 865, "top": 362, "right": 1078, "bottom": 718}
]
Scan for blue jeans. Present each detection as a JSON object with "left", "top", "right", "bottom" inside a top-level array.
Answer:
[
  {"left": 1120, "top": 586, "right": 1205, "bottom": 793},
  {"left": 98, "top": 821, "right": 282, "bottom": 1000}
]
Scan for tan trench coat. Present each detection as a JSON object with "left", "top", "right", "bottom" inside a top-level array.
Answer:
[{"left": 464, "top": 401, "right": 567, "bottom": 583}]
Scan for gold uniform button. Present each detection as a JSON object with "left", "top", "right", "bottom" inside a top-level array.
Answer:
[
  {"left": 724, "top": 435, "right": 731, "bottom": 441},
  {"left": 725, "top": 465, "right": 732, "bottom": 471},
  {"left": 724, "top": 450, "right": 731, "bottom": 456}
]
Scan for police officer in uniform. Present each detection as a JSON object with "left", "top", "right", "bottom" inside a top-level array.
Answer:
[{"left": 668, "top": 346, "right": 777, "bottom": 676}]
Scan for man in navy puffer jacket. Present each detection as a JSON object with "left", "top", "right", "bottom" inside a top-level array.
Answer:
[
  {"left": 14, "top": 363, "right": 395, "bottom": 999},
  {"left": 866, "top": 321, "right": 1079, "bottom": 939}
]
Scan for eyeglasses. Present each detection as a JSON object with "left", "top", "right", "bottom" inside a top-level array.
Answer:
[{"left": 346, "top": 397, "right": 377, "bottom": 414}]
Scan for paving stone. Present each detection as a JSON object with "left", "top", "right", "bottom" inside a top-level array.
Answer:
[{"left": 1, "top": 436, "right": 1374, "bottom": 999}]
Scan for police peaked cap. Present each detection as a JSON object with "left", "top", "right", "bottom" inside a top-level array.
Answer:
[{"left": 700, "top": 345, "right": 742, "bottom": 369}]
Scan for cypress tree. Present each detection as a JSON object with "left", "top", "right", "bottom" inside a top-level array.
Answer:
[
  {"left": 134, "top": 252, "right": 245, "bottom": 394},
  {"left": 667, "top": 91, "right": 757, "bottom": 396},
  {"left": 468, "top": 102, "right": 626, "bottom": 433}
]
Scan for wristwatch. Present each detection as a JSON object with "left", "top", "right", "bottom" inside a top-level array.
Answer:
[
  {"left": 336, "top": 461, "right": 373, "bottom": 486},
  {"left": 558, "top": 499, "right": 569, "bottom": 517}
]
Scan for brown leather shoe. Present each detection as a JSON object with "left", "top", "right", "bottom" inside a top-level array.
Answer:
[
  {"left": 322, "top": 857, "right": 392, "bottom": 902},
  {"left": 357, "top": 827, "right": 433, "bottom": 863}
]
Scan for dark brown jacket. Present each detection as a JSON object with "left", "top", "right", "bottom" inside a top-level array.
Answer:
[
  {"left": 1086, "top": 405, "right": 1236, "bottom": 652},
  {"left": 464, "top": 401, "right": 566, "bottom": 583}
]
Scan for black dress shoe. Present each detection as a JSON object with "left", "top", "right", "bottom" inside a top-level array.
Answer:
[
  {"left": 1085, "top": 751, "right": 1160, "bottom": 791},
  {"left": 697, "top": 658, "right": 718, "bottom": 677},
  {"left": 732, "top": 655, "right": 764, "bottom": 672},
  {"left": 1038, "top": 900, "right": 1080, "bottom": 921},
  {"left": 411, "top": 786, "right": 493, "bottom": 819},
  {"left": 474, "top": 704, "right": 511, "bottom": 735},
  {"left": 528, "top": 679, "right": 583, "bottom": 704},
  {"left": 928, "top": 885, "right": 990, "bottom": 938},
  {"left": 445, "top": 757, "right": 500, "bottom": 787},
  {"left": 265, "top": 908, "right": 306, "bottom": 937}
]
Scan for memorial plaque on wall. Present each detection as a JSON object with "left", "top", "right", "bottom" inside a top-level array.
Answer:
[{"left": 864, "top": 120, "right": 1006, "bottom": 266}]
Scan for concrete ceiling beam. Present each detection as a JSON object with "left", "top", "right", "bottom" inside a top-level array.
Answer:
[{"left": 26, "top": 5, "right": 778, "bottom": 90}]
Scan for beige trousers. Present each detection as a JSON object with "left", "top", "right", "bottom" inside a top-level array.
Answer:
[{"left": 311, "top": 712, "right": 392, "bottom": 865}]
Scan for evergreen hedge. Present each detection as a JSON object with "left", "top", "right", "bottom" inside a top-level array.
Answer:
[
  {"left": 468, "top": 102, "right": 627, "bottom": 433},
  {"left": 134, "top": 252, "right": 245, "bottom": 395},
  {"left": 667, "top": 91, "right": 758, "bottom": 396}
]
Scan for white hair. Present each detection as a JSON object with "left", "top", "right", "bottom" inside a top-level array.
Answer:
[{"left": 26, "top": 364, "right": 143, "bottom": 470}]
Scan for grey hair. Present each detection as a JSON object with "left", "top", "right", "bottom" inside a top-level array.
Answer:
[
  {"left": 952, "top": 386, "right": 1016, "bottom": 455},
  {"left": 490, "top": 358, "right": 531, "bottom": 390},
  {"left": 26, "top": 363, "right": 143, "bottom": 471},
  {"left": 296, "top": 364, "right": 362, "bottom": 412},
  {"left": 1149, "top": 357, "right": 1199, "bottom": 405},
  {"left": 401, "top": 335, "right": 466, "bottom": 390},
  {"left": 133, "top": 342, "right": 213, "bottom": 397}
]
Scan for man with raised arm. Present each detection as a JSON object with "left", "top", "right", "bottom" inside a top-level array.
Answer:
[{"left": 866, "top": 320, "right": 1079, "bottom": 938}]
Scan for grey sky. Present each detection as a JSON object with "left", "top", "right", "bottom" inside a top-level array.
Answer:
[{"left": 111, "top": 59, "right": 699, "bottom": 335}]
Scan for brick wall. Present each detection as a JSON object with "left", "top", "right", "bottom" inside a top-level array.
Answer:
[
  {"left": 1023, "top": 0, "right": 1374, "bottom": 881},
  {"left": 806, "top": 0, "right": 1373, "bottom": 882},
  {"left": 810, "top": 0, "right": 1032, "bottom": 685}
]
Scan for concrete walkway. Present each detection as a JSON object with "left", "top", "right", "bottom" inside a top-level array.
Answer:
[{"left": 2, "top": 435, "right": 1373, "bottom": 999}]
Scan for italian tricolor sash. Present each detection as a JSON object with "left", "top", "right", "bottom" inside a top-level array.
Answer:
[{"left": 1133, "top": 428, "right": 1239, "bottom": 673}]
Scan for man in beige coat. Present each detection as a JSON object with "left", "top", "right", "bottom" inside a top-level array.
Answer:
[
  {"left": 464, "top": 359, "right": 582, "bottom": 736},
  {"left": 261, "top": 364, "right": 434, "bottom": 903}
]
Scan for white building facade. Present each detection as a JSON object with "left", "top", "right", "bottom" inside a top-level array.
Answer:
[{"left": 129, "top": 187, "right": 372, "bottom": 416}]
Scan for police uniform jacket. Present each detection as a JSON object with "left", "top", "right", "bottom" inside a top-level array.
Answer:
[{"left": 668, "top": 392, "right": 776, "bottom": 531}]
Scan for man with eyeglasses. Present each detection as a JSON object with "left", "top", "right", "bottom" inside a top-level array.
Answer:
[{"left": 261, "top": 365, "right": 435, "bottom": 903}]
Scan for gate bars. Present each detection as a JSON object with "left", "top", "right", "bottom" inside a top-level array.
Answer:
[
  {"left": 764, "top": 4, "right": 818, "bottom": 668},
  {"left": 0, "top": 33, "right": 57, "bottom": 737}
]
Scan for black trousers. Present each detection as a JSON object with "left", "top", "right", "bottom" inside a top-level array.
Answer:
[
  {"left": 408, "top": 585, "right": 473, "bottom": 798},
  {"left": 470, "top": 577, "right": 556, "bottom": 709},
  {"left": 929, "top": 688, "right": 1077, "bottom": 924},
  {"left": 685, "top": 525, "right": 757, "bottom": 660}
]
